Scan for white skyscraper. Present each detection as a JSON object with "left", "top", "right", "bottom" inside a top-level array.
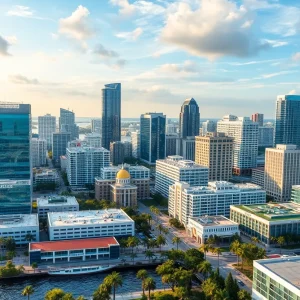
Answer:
[
  {"left": 217, "top": 115, "right": 258, "bottom": 176},
  {"left": 38, "top": 114, "right": 56, "bottom": 149},
  {"left": 31, "top": 138, "right": 47, "bottom": 167}
]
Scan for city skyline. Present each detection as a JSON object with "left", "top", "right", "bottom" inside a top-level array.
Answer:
[{"left": 1, "top": 0, "right": 300, "bottom": 118}]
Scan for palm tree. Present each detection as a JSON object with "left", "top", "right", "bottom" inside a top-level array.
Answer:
[
  {"left": 277, "top": 236, "right": 285, "bottom": 254},
  {"left": 130, "top": 252, "right": 137, "bottom": 264},
  {"left": 76, "top": 296, "right": 87, "bottom": 300},
  {"left": 156, "top": 224, "right": 164, "bottom": 234},
  {"left": 104, "top": 272, "right": 123, "bottom": 300},
  {"left": 22, "top": 285, "right": 34, "bottom": 300},
  {"left": 251, "top": 237, "right": 259, "bottom": 245},
  {"left": 202, "top": 278, "right": 217, "bottom": 298},
  {"left": 214, "top": 289, "right": 229, "bottom": 300},
  {"left": 145, "top": 250, "right": 155, "bottom": 262},
  {"left": 236, "top": 246, "right": 245, "bottom": 270},
  {"left": 148, "top": 239, "right": 157, "bottom": 249},
  {"left": 143, "top": 277, "right": 156, "bottom": 300},
  {"left": 230, "top": 240, "right": 241, "bottom": 265},
  {"left": 213, "top": 247, "right": 222, "bottom": 268},
  {"left": 136, "top": 269, "right": 148, "bottom": 296},
  {"left": 31, "top": 262, "right": 38, "bottom": 273},
  {"left": 156, "top": 235, "right": 166, "bottom": 252},
  {"left": 198, "top": 260, "right": 212, "bottom": 279},
  {"left": 25, "top": 233, "right": 35, "bottom": 242},
  {"left": 127, "top": 236, "right": 139, "bottom": 254},
  {"left": 172, "top": 236, "right": 181, "bottom": 250},
  {"left": 199, "top": 244, "right": 210, "bottom": 260}
]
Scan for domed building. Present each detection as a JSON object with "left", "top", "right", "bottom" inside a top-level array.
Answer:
[{"left": 111, "top": 167, "right": 137, "bottom": 207}]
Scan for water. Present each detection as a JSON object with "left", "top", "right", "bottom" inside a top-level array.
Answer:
[{"left": 0, "top": 269, "right": 163, "bottom": 299}]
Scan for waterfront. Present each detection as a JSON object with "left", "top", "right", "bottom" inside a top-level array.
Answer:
[{"left": 0, "top": 269, "right": 163, "bottom": 299}]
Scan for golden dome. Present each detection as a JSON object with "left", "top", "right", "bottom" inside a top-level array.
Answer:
[{"left": 116, "top": 169, "right": 130, "bottom": 179}]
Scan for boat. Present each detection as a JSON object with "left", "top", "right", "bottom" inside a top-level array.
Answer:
[{"left": 48, "top": 265, "right": 113, "bottom": 276}]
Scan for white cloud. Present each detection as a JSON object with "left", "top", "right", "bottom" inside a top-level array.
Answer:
[
  {"left": 292, "top": 52, "right": 300, "bottom": 62},
  {"left": 4, "top": 36, "right": 17, "bottom": 45},
  {"left": 288, "top": 89, "right": 296, "bottom": 95},
  {"left": 161, "top": 0, "right": 270, "bottom": 59},
  {"left": 263, "top": 39, "right": 288, "bottom": 47},
  {"left": 9, "top": 74, "right": 40, "bottom": 85},
  {"left": 261, "top": 71, "right": 297, "bottom": 79},
  {"left": 93, "top": 44, "right": 119, "bottom": 58},
  {"left": 159, "top": 60, "right": 198, "bottom": 74},
  {"left": 7, "top": 5, "right": 33, "bottom": 17},
  {"left": 115, "top": 27, "right": 143, "bottom": 41},
  {"left": 110, "top": 0, "right": 136, "bottom": 16},
  {"left": 0, "top": 35, "right": 11, "bottom": 56}
]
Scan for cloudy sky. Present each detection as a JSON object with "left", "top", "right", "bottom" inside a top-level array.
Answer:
[{"left": 0, "top": 0, "right": 300, "bottom": 118}]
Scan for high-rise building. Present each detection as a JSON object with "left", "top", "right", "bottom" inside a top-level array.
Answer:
[
  {"left": 264, "top": 144, "right": 300, "bottom": 201},
  {"left": 85, "top": 133, "right": 101, "bottom": 148},
  {"left": 166, "top": 134, "right": 178, "bottom": 156},
  {"left": 38, "top": 114, "right": 56, "bottom": 149},
  {"left": 91, "top": 118, "right": 101, "bottom": 134},
  {"left": 110, "top": 141, "right": 124, "bottom": 166},
  {"left": 202, "top": 120, "right": 217, "bottom": 136},
  {"left": 131, "top": 131, "right": 140, "bottom": 159},
  {"left": 66, "top": 146, "right": 110, "bottom": 187},
  {"left": 258, "top": 125, "right": 274, "bottom": 147},
  {"left": 179, "top": 98, "right": 200, "bottom": 138},
  {"left": 251, "top": 113, "right": 264, "bottom": 126},
  {"left": 101, "top": 83, "right": 121, "bottom": 150},
  {"left": 155, "top": 155, "right": 208, "bottom": 198},
  {"left": 195, "top": 133, "right": 234, "bottom": 181},
  {"left": 166, "top": 122, "right": 178, "bottom": 134},
  {"left": 140, "top": 112, "right": 166, "bottom": 165},
  {"left": 169, "top": 181, "right": 265, "bottom": 225},
  {"left": 59, "top": 108, "right": 78, "bottom": 140},
  {"left": 176, "top": 136, "right": 196, "bottom": 161},
  {"left": 52, "top": 132, "right": 71, "bottom": 161},
  {"left": 123, "top": 141, "right": 132, "bottom": 159},
  {"left": 275, "top": 95, "right": 300, "bottom": 147},
  {"left": 0, "top": 103, "right": 32, "bottom": 214},
  {"left": 217, "top": 115, "right": 258, "bottom": 175},
  {"left": 31, "top": 138, "right": 47, "bottom": 167}
]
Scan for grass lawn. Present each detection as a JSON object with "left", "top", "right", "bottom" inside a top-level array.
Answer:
[
  {"left": 232, "top": 264, "right": 253, "bottom": 280},
  {"left": 219, "top": 246, "right": 230, "bottom": 252}
]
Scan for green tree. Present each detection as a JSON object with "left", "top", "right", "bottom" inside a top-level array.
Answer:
[
  {"left": 225, "top": 273, "right": 239, "bottom": 300},
  {"left": 93, "top": 283, "right": 111, "bottom": 300},
  {"left": 143, "top": 277, "right": 156, "bottom": 300},
  {"left": 202, "top": 278, "right": 218, "bottom": 298},
  {"left": 237, "top": 290, "right": 252, "bottom": 300},
  {"left": 214, "top": 289, "right": 229, "bottom": 300},
  {"left": 137, "top": 269, "right": 148, "bottom": 296},
  {"left": 156, "top": 224, "right": 165, "bottom": 234},
  {"left": 104, "top": 271, "right": 123, "bottom": 300},
  {"left": 156, "top": 235, "right": 166, "bottom": 252},
  {"left": 4, "top": 237, "right": 16, "bottom": 252},
  {"left": 76, "top": 297, "right": 87, "bottom": 300},
  {"left": 174, "top": 286, "right": 189, "bottom": 300},
  {"left": 213, "top": 247, "right": 222, "bottom": 268},
  {"left": 172, "top": 236, "right": 181, "bottom": 251},
  {"left": 199, "top": 244, "right": 210, "bottom": 260},
  {"left": 31, "top": 262, "right": 38, "bottom": 273},
  {"left": 62, "top": 293, "right": 75, "bottom": 300},
  {"left": 198, "top": 260, "right": 212, "bottom": 279},
  {"left": 277, "top": 236, "right": 285, "bottom": 254},
  {"left": 145, "top": 250, "right": 155, "bottom": 262},
  {"left": 230, "top": 240, "right": 241, "bottom": 265},
  {"left": 127, "top": 236, "right": 139, "bottom": 254},
  {"left": 251, "top": 237, "right": 259, "bottom": 245},
  {"left": 45, "top": 288, "right": 66, "bottom": 300},
  {"left": 22, "top": 285, "right": 34, "bottom": 300},
  {"left": 0, "top": 237, "right": 5, "bottom": 257},
  {"left": 130, "top": 252, "right": 137, "bottom": 264}
]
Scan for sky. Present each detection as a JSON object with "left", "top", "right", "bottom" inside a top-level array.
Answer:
[{"left": 0, "top": 0, "right": 300, "bottom": 118}]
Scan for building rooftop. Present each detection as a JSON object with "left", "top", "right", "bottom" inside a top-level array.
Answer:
[
  {"left": 37, "top": 195, "right": 78, "bottom": 207},
  {"left": 255, "top": 257, "right": 300, "bottom": 290},
  {"left": 158, "top": 156, "right": 208, "bottom": 169},
  {"left": 0, "top": 214, "right": 38, "bottom": 228},
  {"left": 189, "top": 215, "right": 238, "bottom": 227},
  {"left": 48, "top": 209, "right": 133, "bottom": 227},
  {"left": 233, "top": 202, "right": 300, "bottom": 221},
  {"left": 67, "top": 146, "right": 109, "bottom": 153},
  {"left": 0, "top": 179, "right": 31, "bottom": 186},
  {"left": 30, "top": 237, "right": 119, "bottom": 252}
]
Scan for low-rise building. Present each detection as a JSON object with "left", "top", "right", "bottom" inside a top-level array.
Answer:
[
  {"left": 186, "top": 216, "right": 240, "bottom": 244},
  {"left": 253, "top": 257, "right": 300, "bottom": 300},
  {"left": 33, "top": 169, "right": 60, "bottom": 189},
  {"left": 0, "top": 214, "right": 39, "bottom": 246},
  {"left": 230, "top": 202, "right": 300, "bottom": 245},
  {"left": 252, "top": 167, "right": 265, "bottom": 187},
  {"left": 37, "top": 195, "right": 79, "bottom": 218},
  {"left": 29, "top": 237, "right": 120, "bottom": 265},
  {"left": 47, "top": 209, "right": 134, "bottom": 241}
]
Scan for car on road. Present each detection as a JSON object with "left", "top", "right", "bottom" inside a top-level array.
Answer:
[{"left": 238, "top": 280, "right": 245, "bottom": 286}]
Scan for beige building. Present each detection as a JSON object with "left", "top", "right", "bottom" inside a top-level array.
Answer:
[
  {"left": 264, "top": 144, "right": 300, "bottom": 201},
  {"left": 195, "top": 133, "right": 234, "bottom": 181},
  {"left": 111, "top": 169, "right": 137, "bottom": 208}
]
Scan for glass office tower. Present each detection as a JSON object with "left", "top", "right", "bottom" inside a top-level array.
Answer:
[
  {"left": 0, "top": 103, "right": 31, "bottom": 214},
  {"left": 59, "top": 108, "right": 78, "bottom": 140}
]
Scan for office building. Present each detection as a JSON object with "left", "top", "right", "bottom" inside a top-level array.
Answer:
[
  {"left": 166, "top": 134, "right": 178, "bottom": 156},
  {"left": 101, "top": 83, "right": 121, "bottom": 150},
  {"left": 85, "top": 133, "right": 101, "bottom": 148},
  {"left": 37, "top": 195, "right": 79, "bottom": 218},
  {"left": 291, "top": 185, "right": 300, "bottom": 203},
  {"left": 275, "top": 95, "right": 300, "bottom": 147},
  {"left": 166, "top": 122, "right": 178, "bottom": 134},
  {"left": 0, "top": 214, "right": 39, "bottom": 246},
  {"left": 66, "top": 146, "right": 110, "bottom": 187},
  {"left": 258, "top": 125, "right": 274, "bottom": 147},
  {"left": 253, "top": 257, "right": 300, "bottom": 300},
  {"left": 110, "top": 141, "right": 124, "bottom": 165},
  {"left": 176, "top": 137, "right": 196, "bottom": 161},
  {"left": 195, "top": 133, "right": 234, "bottom": 181},
  {"left": 52, "top": 132, "right": 71, "bottom": 161},
  {"left": 169, "top": 181, "right": 266, "bottom": 225},
  {"left": 31, "top": 138, "right": 47, "bottom": 167},
  {"left": 264, "top": 145, "right": 300, "bottom": 201},
  {"left": 251, "top": 113, "right": 264, "bottom": 126},
  {"left": 47, "top": 209, "right": 134, "bottom": 241},
  {"left": 123, "top": 141, "right": 132, "bottom": 159},
  {"left": 155, "top": 156, "right": 208, "bottom": 198},
  {"left": 252, "top": 167, "right": 265, "bottom": 187},
  {"left": 59, "top": 108, "right": 78, "bottom": 140},
  {"left": 217, "top": 115, "right": 258, "bottom": 175},
  {"left": 33, "top": 169, "right": 60, "bottom": 189},
  {"left": 91, "top": 118, "right": 101, "bottom": 134},
  {"left": 111, "top": 168, "right": 137, "bottom": 207},
  {"left": 140, "top": 112, "right": 166, "bottom": 165},
  {"left": 230, "top": 202, "right": 300, "bottom": 245},
  {"left": 131, "top": 131, "right": 140, "bottom": 158},
  {"left": 202, "top": 120, "right": 217, "bottom": 136},
  {"left": 38, "top": 114, "right": 56, "bottom": 149},
  {"left": 179, "top": 98, "right": 200, "bottom": 138},
  {"left": 29, "top": 237, "right": 120, "bottom": 265},
  {"left": 186, "top": 216, "right": 240, "bottom": 245},
  {"left": 60, "top": 156, "right": 67, "bottom": 171},
  {"left": 0, "top": 103, "right": 32, "bottom": 214}
]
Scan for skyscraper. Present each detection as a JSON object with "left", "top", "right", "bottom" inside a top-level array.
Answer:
[
  {"left": 38, "top": 114, "right": 56, "bottom": 149},
  {"left": 140, "top": 112, "right": 166, "bottom": 165},
  {"left": 275, "top": 95, "right": 300, "bottom": 147},
  {"left": 91, "top": 118, "right": 101, "bottom": 134},
  {"left": 131, "top": 131, "right": 140, "bottom": 159},
  {"left": 179, "top": 98, "right": 200, "bottom": 138},
  {"left": 59, "top": 108, "right": 78, "bottom": 140},
  {"left": 101, "top": 83, "right": 121, "bottom": 150},
  {"left": 202, "top": 120, "right": 217, "bottom": 135},
  {"left": 52, "top": 132, "right": 71, "bottom": 161},
  {"left": 0, "top": 102, "right": 32, "bottom": 214},
  {"left": 251, "top": 113, "right": 264, "bottom": 126}
]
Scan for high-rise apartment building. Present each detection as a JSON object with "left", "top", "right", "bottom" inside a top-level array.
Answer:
[
  {"left": 140, "top": 112, "right": 166, "bottom": 165},
  {"left": 110, "top": 141, "right": 124, "bottom": 165},
  {"left": 52, "top": 132, "right": 71, "bottom": 161},
  {"left": 217, "top": 115, "right": 258, "bottom": 175},
  {"left": 202, "top": 120, "right": 217, "bottom": 136},
  {"left": 251, "top": 113, "right": 264, "bottom": 126},
  {"left": 179, "top": 98, "right": 200, "bottom": 138},
  {"left": 38, "top": 114, "right": 56, "bottom": 149},
  {"left": 264, "top": 144, "right": 300, "bottom": 201},
  {"left": 258, "top": 125, "right": 274, "bottom": 147},
  {"left": 195, "top": 133, "right": 234, "bottom": 181},
  {"left": 101, "top": 83, "right": 121, "bottom": 150},
  {"left": 176, "top": 136, "right": 196, "bottom": 161},
  {"left": 91, "top": 118, "right": 101, "bottom": 134},
  {"left": 166, "top": 134, "right": 178, "bottom": 156},
  {"left": 131, "top": 131, "right": 140, "bottom": 159},
  {"left": 155, "top": 155, "right": 208, "bottom": 198},
  {"left": 0, "top": 103, "right": 32, "bottom": 214},
  {"left": 66, "top": 147, "right": 110, "bottom": 187},
  {"left": 31, "top": 138, "right": 47, "bottom": 167},
  {"left": 123, "top": 141, "right": 132, "bottom": 159},
  {"left": 275, "top": 95, "right": 300, "bottom": 147},
  {"left": 84, "top": 133, "right": 101, "bottom": 148},
  {"left": 59, "top": 108, "right": 78, "bottom": 140}
]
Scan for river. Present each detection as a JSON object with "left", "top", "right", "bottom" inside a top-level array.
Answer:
[{"left": 0, "top": 269, "right": 163, "bottom": 299}]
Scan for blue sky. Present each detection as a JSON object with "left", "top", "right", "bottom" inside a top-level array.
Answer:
[{"left": 0, "top": 0, "right": 299, "bottom": 118}]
